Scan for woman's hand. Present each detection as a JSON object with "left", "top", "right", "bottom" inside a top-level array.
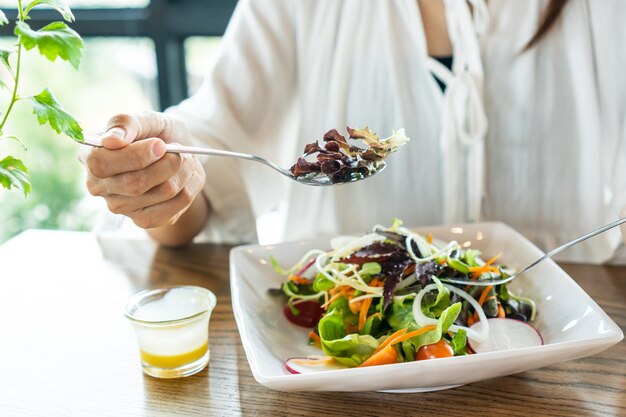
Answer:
[{"left": 80, "top": 111, "right": 208, "bottom": 247}]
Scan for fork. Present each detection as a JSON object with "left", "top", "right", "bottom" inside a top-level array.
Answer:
[
  {"left": 439, "top": 216, "right": 626, "bottom": 287},
  {"left": 75, "top": 133, "right": 385, "bottom": 187}
]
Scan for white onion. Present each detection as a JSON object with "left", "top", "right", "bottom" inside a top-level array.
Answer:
[
  {"left": 330, "top": 233, "right": 387, "bottom": 261},
  {"left": 412, "top": 283, "right": 490, "bottom": 343}
]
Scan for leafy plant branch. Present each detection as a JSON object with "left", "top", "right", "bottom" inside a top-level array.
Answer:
[{"left": 0, "top": 0, "right": 84, "bottom": 196}]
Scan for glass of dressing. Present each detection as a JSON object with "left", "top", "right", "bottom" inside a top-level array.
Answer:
[{"left": 125, "top": 286, "right": 216, "bottom": 378}]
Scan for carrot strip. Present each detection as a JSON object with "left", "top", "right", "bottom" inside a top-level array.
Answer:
[
  {"left": 468, "top": 254, "right": 501, "bottom": 279},
  {"left": 477, "top": 285, "right": 494, "bottom": 306},
  {"left": 348, "top": 299, "right": 362, "bottom": 315},
  {"left": 358, "top": 345, "right": 397, "bottom": 367},
  {"left": 497, "top": 303, "right": 506, "bottom": 318},
  {"left": 308, "top": 331, "right": 322, "bottom": 349},
  {"left": 289, "top": 275, "right": 312, "bottom": 285},
  {"left": 322, "top": 287, "right": 348, "bottom": 309},
  {"left": 389, "top": 325, "right": 437, "bottom": 346},
  {"left": 373, "top": 329, "right": 407, "bottom": 355},
  {"left": 427, "top": 233, "right": 433, "bottom": 244},
  {"left": 322, "top": 285, "right": 354, "bottom": 308},
  {"left": 369, "top": 278, "right": 384, "bottom": 287},
  {"left": 329, "top": 285, "right": 348, "bottom": 296},
  {"left": 365, "top": 312, "right": 383, "bottom": 325},
  {"left": 358, "top": 297, "right": 373, "bottom": 331},
  {"left": 467, "top": 314, "right": 475, "bottom": 326}
]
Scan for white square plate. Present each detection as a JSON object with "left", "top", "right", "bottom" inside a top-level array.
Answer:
[{"left": 229, "top": 222, "right": 623, "bottom": 392}]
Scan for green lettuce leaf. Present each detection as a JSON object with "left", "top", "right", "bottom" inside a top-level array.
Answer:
[
  {"left": 421, "top": 277, "right": 451, "bottom": 318},
  {"left": 0, "top": 156, "right": 30, "bottom": 196},
  {"left": 406, "top": 302, "right": 462, "bottom": 352},
  {"left": 312, "top": 273, "right": 335, "bottom": 292},
  {"left": 450, "top": 328, "right": 468, "bottom": 355},
  {"left": 30, "top": 88, "right": 83, "bottom": 141},
  {"left": 387, "top": 297, "right": 415, "bottom": 331},
  {"left": 15, "top": 21, "right": 83, "bottom": 69},
  {"left": 318, "top": 309, "right": 379, "bottom": 367},
  {"left": 360, "top": 262, "right": 381, "bottom": 276}
]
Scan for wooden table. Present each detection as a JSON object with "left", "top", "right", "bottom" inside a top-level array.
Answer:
[{"left": 0, "top": 230, "right": 624, "bottom": 417}]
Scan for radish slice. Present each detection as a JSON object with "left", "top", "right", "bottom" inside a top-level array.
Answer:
[
  {"left": 468, "top": 318, "right": 543, "bottom": 353},
  {"left": 284, "top": 357, "right": 346, "bottom": 375}
]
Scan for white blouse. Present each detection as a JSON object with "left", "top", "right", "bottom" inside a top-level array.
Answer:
[{"left": 168, "top": 0, "right": 626, "bottom": 263}]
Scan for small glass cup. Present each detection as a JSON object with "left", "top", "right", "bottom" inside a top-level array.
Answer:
[{"left": 125, "top": 286, "right": 217, "bottom": 378}]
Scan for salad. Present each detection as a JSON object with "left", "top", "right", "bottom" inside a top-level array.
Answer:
[
  {"left": 289, "top": 127, "right": 409, "bottom": 183},
  {"left": 271, "top": 220, "right": 541, "bottom": 370}
]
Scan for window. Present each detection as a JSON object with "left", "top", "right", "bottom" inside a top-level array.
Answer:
[{"left": 0, "top": 1, "right": 235, "bottom": 242}]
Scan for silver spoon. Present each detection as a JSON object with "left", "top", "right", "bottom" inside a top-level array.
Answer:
[
  {"left": 76, "top": 134, "right": 386, "bottom": 187},
  {"left": 439, "top": 216, "right": 626, "bottom": 287}
]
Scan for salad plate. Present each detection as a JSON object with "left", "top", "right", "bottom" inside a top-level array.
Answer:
[{"left": 229, "top": 222, "right": 623, "bottom": 392}]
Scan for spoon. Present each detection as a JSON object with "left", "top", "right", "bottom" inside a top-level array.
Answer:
[
  {"left": 75, "top": 134, "right": 386, "bottom": 187},
  {"left": 439, "top": 216, "right": 626, "bottom": 287}
]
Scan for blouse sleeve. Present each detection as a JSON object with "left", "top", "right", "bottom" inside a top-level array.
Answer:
[{"left": 166, "top": 0, "right": 297, "bottom": 243}]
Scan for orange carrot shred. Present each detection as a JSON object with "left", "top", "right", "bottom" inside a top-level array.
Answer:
[
  {"left": 427, "top": 233, "right": 433, "bottom": 244},
  {"left": 358, "top": 297, "right": 373, "bottom": 330},
  {"left": 373, "top": 328, "right": 407, "bottom": 355},
  {"left": 289, "top": 275, "right": 311, "bottom": 285},
  {"left": 477, "top": 285, "right": 494, "bottom": 306},
  {"left": 308, "top": 331, "right": 322, "bottom": 349},
  {"left": 497, "top": 303, "right": 506, "bottom": 318},
  {"left": 348, "top": 299, "right": 362, "bottom": 315},
  {"left": 389, "top": 325, "right": 437, "bottom": 346},
  {"left": 358, "top": 345, "right": 398, "bottom": 368}
]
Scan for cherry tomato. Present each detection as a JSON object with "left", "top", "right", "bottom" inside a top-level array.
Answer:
[
  {"left": 283, "top": 301, "right": 323, "bottom": 328},
  {"left": 416, "top": 339, "right": 454, "bottom": 360}
]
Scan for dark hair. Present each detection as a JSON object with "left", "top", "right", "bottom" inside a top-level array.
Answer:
[{"left": 523, "top": 0, "right": 569, "bottom": 51}]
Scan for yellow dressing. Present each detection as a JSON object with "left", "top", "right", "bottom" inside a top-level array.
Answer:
[{"left": 140, "top": 341, "right": 208, "bottom": 368}]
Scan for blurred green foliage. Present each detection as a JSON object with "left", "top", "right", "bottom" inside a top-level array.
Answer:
[{"left": 0, "top": 37, "right": 157, "bottom": 243}]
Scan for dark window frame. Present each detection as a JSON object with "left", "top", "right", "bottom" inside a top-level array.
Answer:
[{"left": 0, "top": 0, "right": 237, "bottom": 109}]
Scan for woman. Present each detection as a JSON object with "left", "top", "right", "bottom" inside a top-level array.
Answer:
[{"left": 81, "top": 0, "right": 626, "bottom": 262}]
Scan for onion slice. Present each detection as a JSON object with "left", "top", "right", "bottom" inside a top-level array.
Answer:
[{"left": 413, "top": 283, "right": 490, "bottom": 343}]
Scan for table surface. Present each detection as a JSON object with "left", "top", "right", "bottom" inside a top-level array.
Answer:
[{"left": 0, "top": 230, "right": 624, "bottom": 417}]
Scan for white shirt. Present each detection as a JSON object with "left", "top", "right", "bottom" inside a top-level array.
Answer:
[{"left": 168, "top": 0, "right": 626, "bottom": 263}]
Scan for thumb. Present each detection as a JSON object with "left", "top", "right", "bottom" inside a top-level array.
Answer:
[
  {"left": 101, "top": 111, "right": 168, "bottom": 150},
  {"left": 100, "top": 113, "right": 141, "bottom": 150}
]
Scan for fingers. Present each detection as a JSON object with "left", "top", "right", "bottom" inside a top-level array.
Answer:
[
  {"left": 89, "top": 152, "right": 185, "bottom": 197},
  {"left": 131, "top": 163, "right": 206, "bottom": 230},
  {"left": 87, "top": 154, "right": 206, "bottom": 230},
  {"left": 100, "top": 111, "right": 184, "bottom": 149},
  {"left": 84, "top": 138, "right": 167, "bottom": 178}
]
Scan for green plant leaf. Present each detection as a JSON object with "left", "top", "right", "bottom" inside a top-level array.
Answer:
[
  {"left": 0, "top": 156, "right": 31, "bottom": 196},
  {"left": 25, "top": 0, "right": 75, "bottom": 22},
  {"left": 0, "top": 48, "right": 11, "bottom": 68},
  {"left": 15, "top": 21, "right": 83, "bottom": 69},
  {"left": 30, "top": 88, "right": 83, "bottom": 141}
]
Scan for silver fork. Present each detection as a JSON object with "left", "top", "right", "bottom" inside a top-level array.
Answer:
[
  {"left": 76, "top": 134, "right": 386, "bottom": 187},
  {"left": 439, "top": 216, "right": 626, "bottom": 287}
]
